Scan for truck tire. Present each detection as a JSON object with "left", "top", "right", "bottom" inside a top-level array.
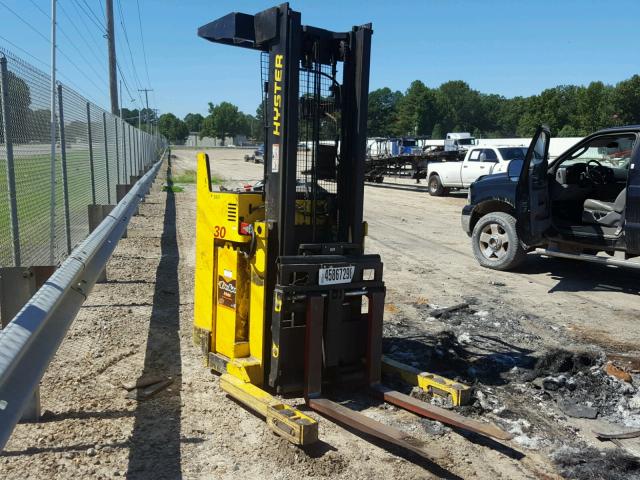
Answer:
[
  {"left": 428, "top": 174, "right": 446, "bottom": 196},
  {"left": 471, "top": 212, "right": 526, "bottom": 270}
]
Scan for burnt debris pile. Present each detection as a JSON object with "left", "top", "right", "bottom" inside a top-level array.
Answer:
[{"left": 524, "top": 349, "right": 639, "bottom": 424}]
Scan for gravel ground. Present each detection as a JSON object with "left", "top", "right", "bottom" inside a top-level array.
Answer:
[{"left": 2, "top": 147, "right": 639, "bottom": 479}]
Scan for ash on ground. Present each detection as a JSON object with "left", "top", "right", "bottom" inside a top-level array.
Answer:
[
  {"left": 553, "top": 446, "right": 640, "bottom": 480},
  {"left": 382, "top": 298, "right": 640, "bottom": 478}
]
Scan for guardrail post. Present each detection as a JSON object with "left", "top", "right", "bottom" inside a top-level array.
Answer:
[
  {"left": 86, "top": 102, "right": 96, "bottom": 205},
  {"left": 117, "top": 119, "right": 131, "bottom": 238},
  {"left": 0, "top": 55, "right": 21, "bottom": 266},
  {"left": 130, "top": 130, "right": 140, "bottom": 184},
  {"left": 0, "top": 265, "right": 55, "bottom": 421},
  {"left": 87, "top": 205, "right": 114, "bottom": 282},
  {"left": 57, "top": 84, "right": 72, "bottom": 255},
  {"left": 103, "top": 112, "right": 111, "bottom": 204},
  {"left": 128, "top": 125, "right": 133, "bottom": 180},
  {"left": 114, "top": 117, "right": 120, "bottom": 185},
  {"left": 138, "top": 131, "right": 142, "bottom": 176},
  {"left": 122, "top": 120, "right": 128, "bottom": 181}
]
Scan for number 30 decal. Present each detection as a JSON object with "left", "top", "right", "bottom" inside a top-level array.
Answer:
[{"left": 214, "top": 226, "right": 227, "bottom": 238}]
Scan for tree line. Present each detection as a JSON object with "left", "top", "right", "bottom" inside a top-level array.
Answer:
[
  {"left": 156, "top": 102, "right": 262, "bottom": 145},
  {"left": 157, "top": 74, "right": 640, "bottom": 143},
  {"left": 368, "top": 75, "right": 640, "bottom": 139}
]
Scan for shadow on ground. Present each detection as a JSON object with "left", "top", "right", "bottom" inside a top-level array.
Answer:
[
  {"left": 126, "top": 161, "right": 183, "bottom": 479},
  {"left": 515, "top": 255, "right": 640, "bottom": 295},
  {"left": 383, "top": 331, "right": 536, "bottom": 387}
]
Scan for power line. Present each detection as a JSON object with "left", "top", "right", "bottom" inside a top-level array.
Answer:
[
  {"left": 70, "top": 0, "right": 105, "bottom": 33},
  {"left": 0, "top": 0, "right": 50, "bottom": 44},
  {"left": 0, "top": 34, "right": 102, "bottom": 107},
  {"left": 0, "top": 0, "right": 109, "bottom": 99},
  {"left": 97, "top": 0, "right": 106, "bottom": 22},
  {"left": 27, "top": 0, "right": 49, "bottom": 19},
  {"left": 135, "top": 0, "right": 152, "bottom": 89},
  {"left": 115, "top": 0, "right": 144, "bottom": 107},
  {"left": 112, "top": 24, "right": 138, "bottom": 106},
  {"left": 66, "top": 0, "right": 106, "bottom": 50},
  {"left": 30, "top": 0, "right": 108, "bottom": 82},
  {"left": 116, "top": 61, "right": 134, "bottom": 100},
  {"left": 80, "top": 0, "right": 105, "bottom": 29},
  {"left": 0, "top": 34, "right": 49, "bottom": 69},
  {"left": 58, "top": 1, "right": 107, "bottom": 69}
]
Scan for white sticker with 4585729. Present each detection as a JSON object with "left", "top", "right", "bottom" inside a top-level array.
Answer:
[{"left": 318, "top": 265, "right": 355, "bottom": 286}]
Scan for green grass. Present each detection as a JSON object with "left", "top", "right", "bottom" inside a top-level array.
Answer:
[
  {"left": 0, "top": 148, "right": 128, "bottom": 266},
  {"left": 163, "top": 185, "right": 184, "bottom": 192},
  {"left": 170, "top": 170, "right": 196, "bottom": 184},
  {"left": 169, "top": 169, "right": 224, "bottom": 185}
]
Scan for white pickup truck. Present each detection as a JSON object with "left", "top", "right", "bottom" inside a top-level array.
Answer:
[{"left": 426, "top": 145, "right": 528, "bottom": 196}]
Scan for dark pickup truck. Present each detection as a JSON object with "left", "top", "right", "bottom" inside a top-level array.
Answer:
[{"left": 461, "top": 125, "right": 640, "bottom": 270}]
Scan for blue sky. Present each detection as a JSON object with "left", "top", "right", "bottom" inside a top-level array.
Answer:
[{"left": 1, "top": 0, "right": 639, "bottom": 118}]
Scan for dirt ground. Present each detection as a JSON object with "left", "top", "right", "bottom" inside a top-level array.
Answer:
[{"left": 2, "top": 147, "right": 640, "bottom": 479}]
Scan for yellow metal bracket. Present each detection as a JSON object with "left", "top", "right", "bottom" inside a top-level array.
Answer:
[
  {"left": 220, "top": 373, "right": 319, "bottom": 445},
  {"left": 381, "top": 356, "right": 471, "bottom": 406}
]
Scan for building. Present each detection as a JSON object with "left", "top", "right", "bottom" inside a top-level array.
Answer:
[{"left": 185, "top": 132, "right": 249, "bottom": 147}]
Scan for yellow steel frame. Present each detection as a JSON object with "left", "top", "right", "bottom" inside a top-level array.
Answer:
[
  {"left": 381, "top": 356, "right": 472, "bottom": 406},
  {"left": 193, "top": 152, "right": 318, "bottom": 445}
]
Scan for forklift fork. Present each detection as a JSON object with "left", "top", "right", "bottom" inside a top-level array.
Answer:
[{"left": 303, "top": 291, "right": 511, "bottom": 458}]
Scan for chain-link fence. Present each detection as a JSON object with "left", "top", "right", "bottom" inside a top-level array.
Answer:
[{"left": 0, "top": 47, "right": 166, "bottom": 268}]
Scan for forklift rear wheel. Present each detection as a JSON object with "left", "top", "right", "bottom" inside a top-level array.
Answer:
[
  {"left": 471, "top": 212, "right": 526, "bottom": 270},
  {"left": 428, "top": 174, "right": 446, "bottom": 196}
]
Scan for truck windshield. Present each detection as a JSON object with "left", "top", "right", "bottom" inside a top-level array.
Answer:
[
  {"left": 457, "top": 138, "right": 475, "bottom": 146},
  {"left": 498, "top": 148, "right": 527, "bottom": 161}
]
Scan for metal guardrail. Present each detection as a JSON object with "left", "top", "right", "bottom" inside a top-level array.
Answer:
[{"left": 0, "top": 151, "right": 165, "bottom": 450}]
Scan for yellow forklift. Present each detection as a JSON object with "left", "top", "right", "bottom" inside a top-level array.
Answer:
[{"left": 193, "top": 3, "right": 510, "bottom": 456}]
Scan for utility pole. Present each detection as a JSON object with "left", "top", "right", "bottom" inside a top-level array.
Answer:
[
  {"left": 49, "top": 0, "right": 57, "bottom": 264},
  {"left": 119, "top": 79, "right": 123, "bottom": 118},
  {"left": 106, "top": 0, "right": 119, "bottom": 115},
  {"left": 138, "top": 88, "right": 153, "bottom": 131}
]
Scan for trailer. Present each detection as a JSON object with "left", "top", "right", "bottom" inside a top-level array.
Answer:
[{"left": 364, "top": 133, "right": 476, "bottom": 183}]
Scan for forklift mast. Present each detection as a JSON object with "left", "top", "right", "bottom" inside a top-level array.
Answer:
[{"left": 198, "top": 3, "right": 372, "bottom": 255}]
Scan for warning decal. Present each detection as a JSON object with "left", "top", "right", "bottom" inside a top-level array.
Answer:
[{"left": 272, "top": 144, "right": 280, "bottom": 173}]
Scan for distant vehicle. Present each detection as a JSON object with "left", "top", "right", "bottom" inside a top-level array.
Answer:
[
  {"left": 423, "top": 132, "right": 478, "bottom": 163},
  {"left": 426, "top": 146, "right": 528, "bottom": 196},
  {"left": 244, "top": 144, "right": 264, "bottom": 164},
  {"left": 364, "top": 133, "right": 477, "bottom": 183},
  {"left": 461, "top": 125, "right": 640, "bottom": 270},
  {"left": 444, "top": 132, "right": 477, "bottom": 154}
]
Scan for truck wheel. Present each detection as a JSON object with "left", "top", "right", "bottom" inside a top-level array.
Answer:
[
  {"left": 471, "top": 212, "right": 526, "bottom": 270},
  {"left": 428, "top": 174, "right": 445, "bottom": 196}
]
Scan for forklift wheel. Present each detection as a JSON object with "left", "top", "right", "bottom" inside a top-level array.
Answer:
[{"left": 471, "top": 212, "right": 526, "bottom": 270}]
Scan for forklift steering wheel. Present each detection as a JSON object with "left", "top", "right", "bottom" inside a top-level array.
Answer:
[{"left": 586, "top": 160, "right": 609, "bottom": 185}]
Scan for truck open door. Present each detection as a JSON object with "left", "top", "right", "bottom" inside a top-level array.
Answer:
[
  {"left": 515, "top": 126, "right": 551, "bottom": 245},
  {"left": 625, "top": 142, "right": 640, "bottom": 254}
]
